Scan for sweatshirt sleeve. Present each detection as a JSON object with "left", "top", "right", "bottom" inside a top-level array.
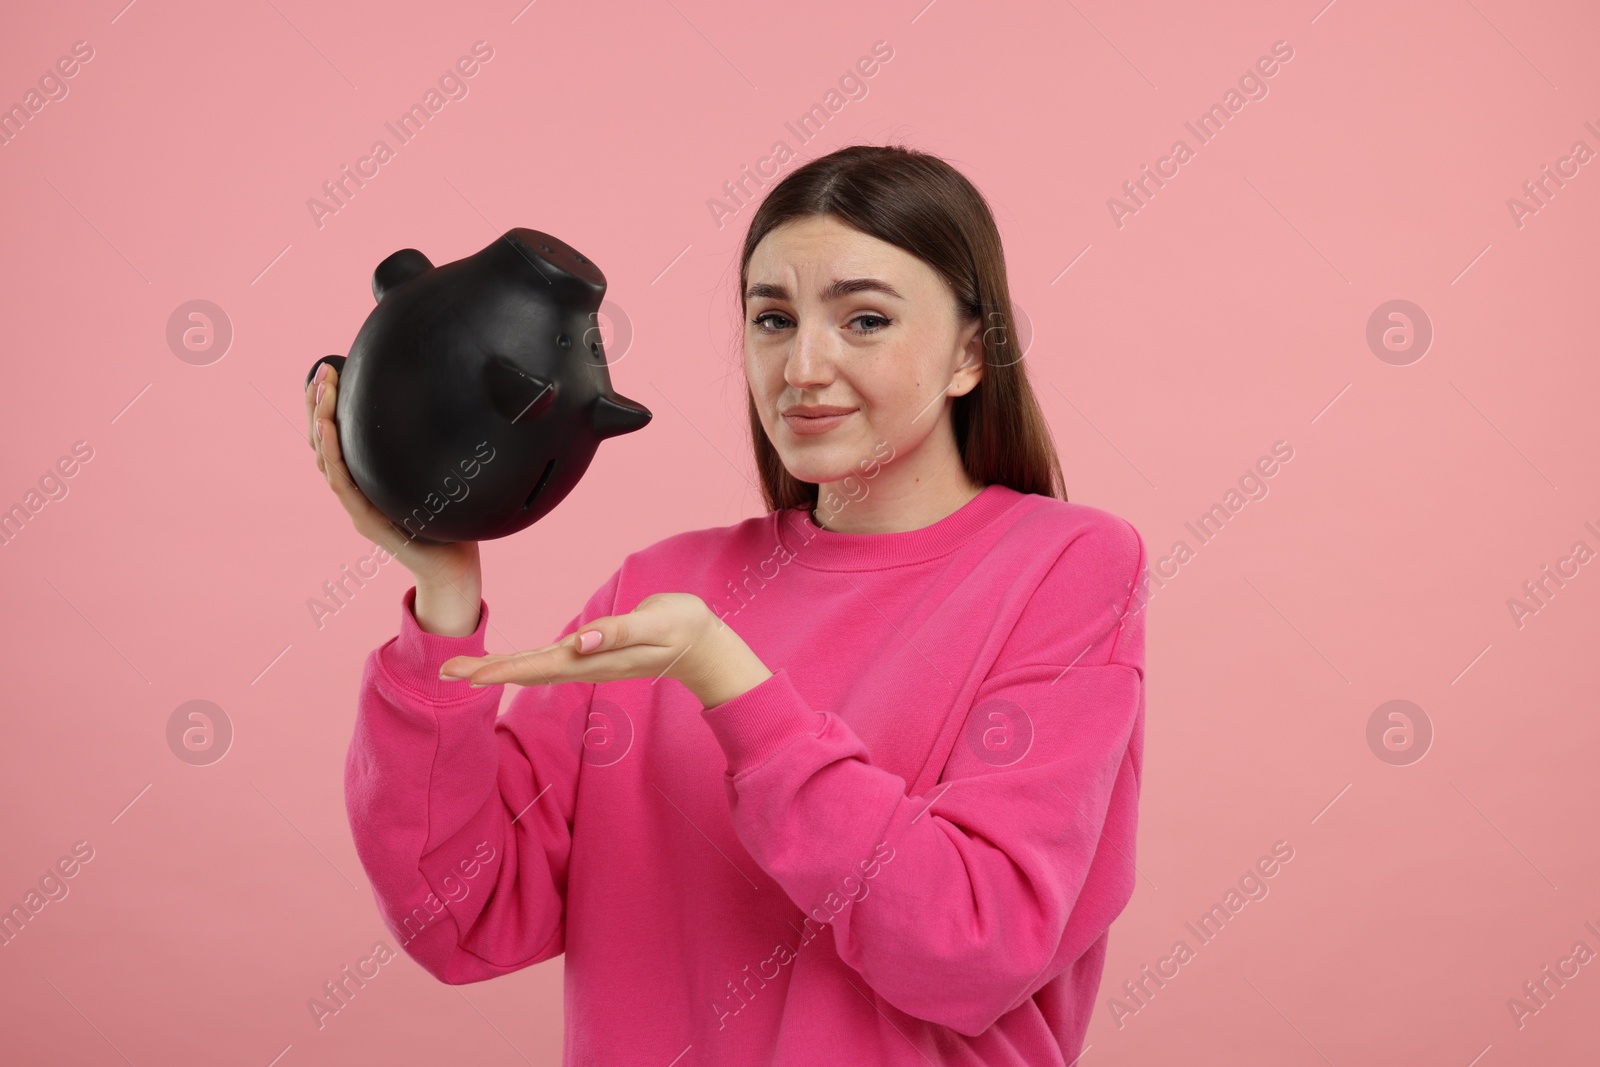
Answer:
[
  {"left": 698, "top": 516, "right": 1148, "bottom": 1036},
  {"left": 344, "top": 571, "right": 621, "bottom": 985}
]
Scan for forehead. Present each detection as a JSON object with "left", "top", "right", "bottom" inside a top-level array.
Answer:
[{"left": 748, "top": 215, "right": 916, "bottom": 278}]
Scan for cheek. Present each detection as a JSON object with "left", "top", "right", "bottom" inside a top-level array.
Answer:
[
  {"left": 746, "top": 353, "right": 781, "bottom": 397},
  {"left": 744, "top": 352, "right": 785, "bottom": 422},
  {"left": 741, "top": 343, "right": 765, "bottom": 383},
  {"left": 882, "top": 330, "right": 937, "bottom": 381},
  {"left": 855, "top": 352, "right": 925, "bottom": 409}
]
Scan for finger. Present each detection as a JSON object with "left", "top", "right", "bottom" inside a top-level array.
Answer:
[
  {"left": 315, "top": 376, "right": 358, "bottom": 495},
  {"left": 449, "top": 639, "right": 565, "bottom": 673},
  {"left": 320, "top": 425, "right": 375, "bottom": 522},
  {"left": 309, "top": 378, "right": 412, "bottom": 554},
  {"left": 316, "top": 412, "right": 337, "bottom": 488},
  {"left": 307, "top": 362, "right": 336, "bottom": 448},
  {"left": 315, "top": 367, "right": 335, "bottom": 446},
  {"left": 305, "top": 376, "right": 316, "bottom": 449},
  {"left": 444, "top": 640, "right": 622, "bottom": 683},
  {"left": 441, "top": 649, "right": 563, "bottom": 687},
  {"left": 310, "top": 372, "right": 329, "bottom": 468},
  {"left": 567, "top": 610, "right": 670, "bottom": 657},
  {"left": 446, "top": 644, "right": 663, "bottom": 688}
]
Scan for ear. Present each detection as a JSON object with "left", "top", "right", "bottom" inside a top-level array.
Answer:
[
  {"left": 372, "top": 248, "right": 434, "bottom": 302},
  {"left": 950, "top": 317, "right": 985, "bottom": 397}
]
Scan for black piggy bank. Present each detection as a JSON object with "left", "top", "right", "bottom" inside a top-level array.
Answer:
[{"left": 305, "top": 228, "right": 651, "bottom": 544}]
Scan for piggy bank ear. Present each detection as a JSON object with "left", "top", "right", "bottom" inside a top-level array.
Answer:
[{"left": 372, "top": 248, "right": 433, "bottom": 302}]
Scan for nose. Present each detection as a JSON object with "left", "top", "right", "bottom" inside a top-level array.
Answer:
[{"left": 783, "top": 318, "right": 833, "bottom": 391}]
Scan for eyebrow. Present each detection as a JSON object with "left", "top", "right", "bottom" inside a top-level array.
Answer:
[{"left": 744, "top": 277, "right": 906, "bottom": 303}]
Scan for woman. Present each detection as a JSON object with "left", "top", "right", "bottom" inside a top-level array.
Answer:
[{"left": 306, "top": 143, "right": 1148, "bottom": 1065}]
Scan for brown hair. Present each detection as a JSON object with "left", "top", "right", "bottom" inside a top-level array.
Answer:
[{"left": 738, "top": 143, "right": 1067, "bottom": 512}]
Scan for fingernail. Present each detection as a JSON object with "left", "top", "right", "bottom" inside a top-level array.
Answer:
[
  {"left": 316, "top": 418, "right": 323, "bottom": 441},
  {"left": 316, "top": 362, "right": 330, "bottom": 383},
  {"left": 315, "top": 380, "right": 325, "bottom": 405},
  {"left": 577, "top": 630, "right": 602, "bottom": 653}
]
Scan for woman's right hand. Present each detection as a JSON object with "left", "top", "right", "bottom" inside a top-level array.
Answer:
[{"left": 306, "top": 362, "right": 483, "bottom": 633}]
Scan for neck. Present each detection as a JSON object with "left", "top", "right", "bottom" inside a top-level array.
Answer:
[{"left": 812, "top": 452, "right": 983, "bottom": 534}]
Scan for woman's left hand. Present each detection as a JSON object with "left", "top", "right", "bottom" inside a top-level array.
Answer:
[{"left": 438, "top": 592, "right": 773, "bottom": 709}]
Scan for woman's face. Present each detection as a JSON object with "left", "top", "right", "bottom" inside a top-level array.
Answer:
[{"left": 742, "top": 214, "right": 984, "bottom": 488}]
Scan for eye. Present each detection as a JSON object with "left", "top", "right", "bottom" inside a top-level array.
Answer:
[{"left": 750, "top": 311, "right": 893, "bottom": 334}]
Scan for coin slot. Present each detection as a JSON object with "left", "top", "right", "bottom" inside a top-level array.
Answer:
[{"left": 522, "top": 458, "right": 556, "bottom": 511}]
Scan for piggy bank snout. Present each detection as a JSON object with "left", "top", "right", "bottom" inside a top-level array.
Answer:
[
  {"left": 480, "top": 356, "right": 650, "bottom": 439},
  {"left": 592, "top": 392, "right": 651, "bottom": 439}
]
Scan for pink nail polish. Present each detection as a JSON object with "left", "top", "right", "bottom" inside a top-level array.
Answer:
[
  {"left": 578, "top": 630, "right": 601, "bottom": 652},
  {"left": 315, "top": 380, "right": 325, "bottom": 405}
]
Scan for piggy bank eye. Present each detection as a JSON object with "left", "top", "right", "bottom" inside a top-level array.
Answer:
[
  {"left": 484, "top": 356, "right": 555, "bottom": 424},
  {"left": 557, "top": 334, "right": 572, "bottom": 350}
]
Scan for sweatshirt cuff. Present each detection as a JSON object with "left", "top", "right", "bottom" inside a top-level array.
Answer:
[
  {"left": 376, "top": 585, "right": 492, "bottom": 702},
  {"left": 699, "top": 668, "right": 823, "bottom": 778}
]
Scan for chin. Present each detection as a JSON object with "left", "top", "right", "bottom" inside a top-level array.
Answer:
[
  {"left": 779, "top": 454, "right": 869, "bottom": 486},
  {"left": 776, "top": 456, "right": 830, "bottom": 483}
]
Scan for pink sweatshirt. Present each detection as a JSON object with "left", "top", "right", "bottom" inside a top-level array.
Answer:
[{"left": 345, "top": 483, "right": 1147, "bottom": 1065}]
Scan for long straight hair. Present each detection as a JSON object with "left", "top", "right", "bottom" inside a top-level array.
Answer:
[{"left": 738, "top": 144, "right": 1067, "bottom": 512}]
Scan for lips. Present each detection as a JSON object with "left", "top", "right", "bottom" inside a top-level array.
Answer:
[
  {"left": 783, "top": 405, "right": 855, "bottom": 417},
  {"left": 782, "top": 410, "right": 856, "bottom": 436}
]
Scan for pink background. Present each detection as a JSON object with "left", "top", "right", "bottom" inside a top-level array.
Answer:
[{"left": 2, "top": 0, "right": 1597, "bottom": 1063}]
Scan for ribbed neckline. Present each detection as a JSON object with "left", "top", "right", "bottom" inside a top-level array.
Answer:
[{"left": 774, "top": 483, "right": 1025, "bottom": 571}]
